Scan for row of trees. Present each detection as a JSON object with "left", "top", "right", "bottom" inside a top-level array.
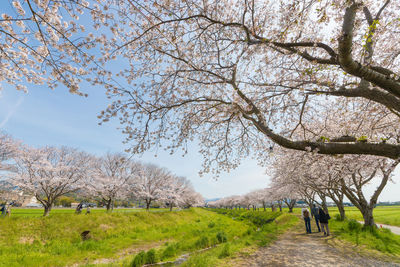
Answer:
[
  {"left": 0, "top": 133, "right": 204, "bottom": 216},
  {"left": 207, "top": 187, "right": 295, "bottom": 214},
  {"left": 209, "top": 147, "right": 398, "bottom": 227}
]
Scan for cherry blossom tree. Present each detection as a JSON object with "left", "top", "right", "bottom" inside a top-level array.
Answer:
[
  {"left": 162, "top": 175, "right": 190, "bottom": 211},
  {"left": 4, "top": 1, "right": 400, "bottom": 164},
  {"left": 12, "top": 146, "right": 93, "bottom": 216},
  {"left": 91, "top": 0, "right": 400, "bottom": 178},
  {"left": 0, "top": 0, "right": 113, "bottom": 94},
  {"left": 180, "top": 189, "right": 204, "bottom": 208},
  {"left": 87, "top": 153, "right": 136, "bottom": 212},
  {"left": 130, "top": 163, "right": 171, "bottom": 210},
  {"left": 338, "top": 156, "right": 399, "bottom": 227}
]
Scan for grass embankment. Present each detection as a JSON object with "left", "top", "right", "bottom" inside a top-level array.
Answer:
[
  {"left": 0, "top": 208, "right": 297, "bottom": 267},
  {"left": 180, "top": 209, "right": 298, "bottom": 267},
  {"left": 328, "top": 218, "right": 400, "bottom": 261}
]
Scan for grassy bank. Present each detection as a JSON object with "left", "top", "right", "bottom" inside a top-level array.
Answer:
[
  {"left": 328, "top": 218, "right": 400, "bottom": 261},
  {"left": 180, "top": 209, "right": 298, "bottom": 267},
  {"left": 0, "top": 208, "right": 297, "bottom": 266}
]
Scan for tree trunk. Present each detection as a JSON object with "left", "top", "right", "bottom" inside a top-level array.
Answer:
[
  {"left": 337, "top": 203, "right": 346, "bottom": 221},
  {"left": 43, "top": 204, "right": 52, "bottom": 216},
  {"left": 106, "top": 199, "right": 113, "bottom": 212},
  {"left": 146, "top": 200, "right": 151, "bottom": 211},
  {"left": 169, "top": 203, "right": 173, "bottom": 211},
  {"left": 263, "top": 202, "right": 266, "bottom": 211},
  {"left": 361, "top": 205, "right": 375, "bottom": 227}
]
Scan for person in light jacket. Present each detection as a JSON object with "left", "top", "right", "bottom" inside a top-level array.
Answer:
[
  {"left": 301, "top": 208, "right": 312, "bottom": 234},
  {"left": 318, "top": 207, "right": 330, "bottom": 236}
]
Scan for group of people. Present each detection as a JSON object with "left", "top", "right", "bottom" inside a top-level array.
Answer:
[
  {"left": 301, "top": 204, "right": 330, "bottom": 236},
  {"left": 75, "top": 203, "right": 91, "bottom": 214}
]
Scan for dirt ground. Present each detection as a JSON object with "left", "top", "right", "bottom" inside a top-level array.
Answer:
[{"left": 233, "top": 219, "right": 400, "bottom": 267}]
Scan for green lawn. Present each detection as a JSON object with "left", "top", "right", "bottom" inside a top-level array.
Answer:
[
  {"left": 0, "top": 208, "right": 297, "bottom": 267},
  {"left": 327, "top": 206, "right": 400, "bottom": 227}
]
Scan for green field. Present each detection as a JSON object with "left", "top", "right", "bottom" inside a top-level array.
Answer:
[
  {"left": 327, "top": 206, "right": 400, "bottom": 227},
  {"left": 280, "top": 206, "right": 400, "bottom": 227},
  {"left": 0, "top": 208, "right": 297, "bottom": 267}
]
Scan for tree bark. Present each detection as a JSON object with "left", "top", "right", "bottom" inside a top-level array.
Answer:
[
  {"left": 169, "top": 203, "right": 173, "bottom": 211},
  {"left": 146, "top": 200, "right": 151, "bottom": 211},
  {"left": 361, "top": 206, "right": 375, "bottom": 227},
  {"left": 43, "top": 204, "right": 52, "bottom": 216},
  {"left": 106, "top": 199, "right": 113, "bottom": 212}
]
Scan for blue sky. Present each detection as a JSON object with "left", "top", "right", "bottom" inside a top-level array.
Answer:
[{"left": 0, "top": 83, "right": 271, "bottom": 199}]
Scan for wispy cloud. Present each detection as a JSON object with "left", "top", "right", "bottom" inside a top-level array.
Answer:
[{"left": 0, "top": 95, "right": 24, "bottom": 129}]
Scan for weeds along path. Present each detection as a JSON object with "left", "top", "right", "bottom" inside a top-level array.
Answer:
[{"left": 237, "top": 220, "right": 400, "bottom": 267}]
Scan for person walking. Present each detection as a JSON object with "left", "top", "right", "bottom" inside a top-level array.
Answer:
[
  {"left": 302, "top": 207, "right": 312, "bottom": 234},
  {"left": 311, "top": 204, "right": 321, "bottom": 232},
  {"left": 86, "top": 205, "right": 91, "bottom": 215},
  {"left": 319, "top": 207, "right": 331, "bottom": 236}
]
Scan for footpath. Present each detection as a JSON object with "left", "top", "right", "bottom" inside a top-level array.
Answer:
[{"left": 234, "top": 220, "right": 400, "bottom": 267}]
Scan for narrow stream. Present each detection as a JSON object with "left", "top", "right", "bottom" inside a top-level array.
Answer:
[{"left": 145, "top": 246, "right": 217, "bottom": 266}]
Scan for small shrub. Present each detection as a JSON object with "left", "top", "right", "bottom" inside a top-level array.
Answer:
[
  {"left": 216, "top": 231, "right": 227, "bottom": 243},
  {"left": 131, "top": 251, "right": 146, "bottom": 267},
  {"left": 218, "top": 244, "right": 231, "bottom": 258},
  {"left": 195, "top": 236, "right": 209, "bottom": 249},
  {"left": 208, "top": 221, "right": 215, "bottom": 228},
  {"left": 162, "top": 244, "right": 178, "bottom": 260},
  {"left": 347, "top": 219, "right": 362, "bottom": 232},
  {"left": 145, "top": 249, "right": 157, "bottom": 264},
  {"left": 245, "top": 228, "right": 253, "bottom": 236},
  {"left": 195, "top": 219, "right": 201, "bottom": 222}
]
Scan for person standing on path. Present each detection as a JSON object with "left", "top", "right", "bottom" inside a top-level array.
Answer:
[
  {"left": 311, "top": 204, "right": 321, "bottom": 232},
  {"left": 302, "top": 207, "right": 312, "bottom": 234},
  {"left": 319, "top": 207, "right": 330, "bottom": 236}
]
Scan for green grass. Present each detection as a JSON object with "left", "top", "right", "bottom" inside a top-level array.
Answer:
[
  {"left": 329, "top": 217, "right": 400, "bottom": 259},
  {"left": 178, "top": 209, "right": 298, "bottom": 267},
  {"left": 327, "top": 206, "right": 400, "bottom": 227},
  {"left": 0, "top": 208, "right": 297, "bottom": 267}
]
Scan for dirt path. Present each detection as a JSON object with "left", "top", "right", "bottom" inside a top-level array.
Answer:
[{"left": 235, "top": 220, "right": 400, "bottom": 267}]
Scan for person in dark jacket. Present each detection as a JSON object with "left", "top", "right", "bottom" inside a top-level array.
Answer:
[
  {"left": 318, "top": 207, "right": 330, "bottom": 236},
  {"left": 311, "top": 204, "right": 321, "bottom": 232}
]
